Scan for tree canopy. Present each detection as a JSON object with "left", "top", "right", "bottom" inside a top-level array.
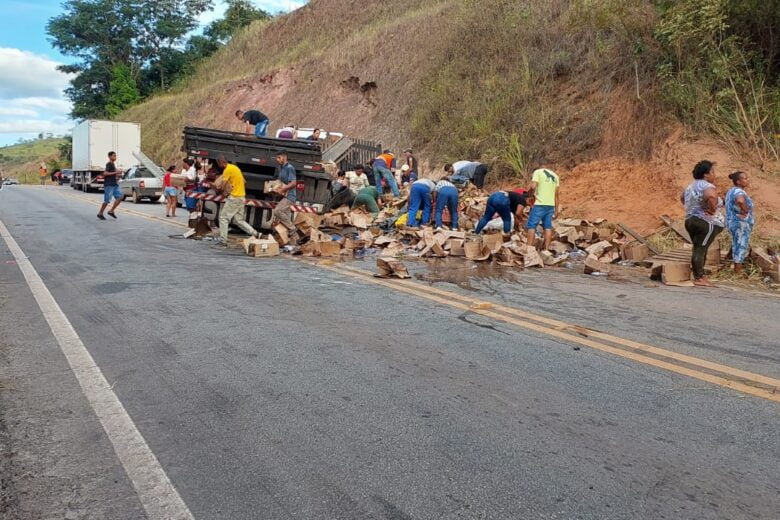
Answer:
[{"left": 48, "top": 0, "right": 270, "bottom": 119}]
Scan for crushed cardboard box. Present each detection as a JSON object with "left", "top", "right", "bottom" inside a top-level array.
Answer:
[{"left": 375, "top": 258, "right": 411, "bottom": 279}]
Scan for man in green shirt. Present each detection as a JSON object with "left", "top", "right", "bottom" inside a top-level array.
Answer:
[{"left": 352, "top": 186, "right": 381, "bottom": 216}]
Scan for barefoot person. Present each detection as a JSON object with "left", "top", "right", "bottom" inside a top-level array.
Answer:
[
  {"left": 682, "top": 160, "right": 724, "bottom": 287},
  {"left": 725, "top": 171, "right": 754, "bottom": 274},
  {"left": 97, "top": 151, "right": 124, "bottom": 220}
]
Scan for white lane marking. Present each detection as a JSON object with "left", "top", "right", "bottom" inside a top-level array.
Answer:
[{"left": 0, "top": 219, "right": 194, "bottom": 520}]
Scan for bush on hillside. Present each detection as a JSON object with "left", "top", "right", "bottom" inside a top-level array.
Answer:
[{"left": 656, "top": 0, "right": 780, "bottom": 164}]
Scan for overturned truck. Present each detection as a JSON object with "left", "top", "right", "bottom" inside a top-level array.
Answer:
[{"left": 182, "top": 126, "right": 380, "bottom": 230}]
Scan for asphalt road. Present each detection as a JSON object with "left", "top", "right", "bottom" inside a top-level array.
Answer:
[{"left": 1, "top": 185, "right": 779, "bottom": 520}]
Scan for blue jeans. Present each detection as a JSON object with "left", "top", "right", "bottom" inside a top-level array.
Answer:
[
  {"left": 373, "top": 165, "right": 400, "bottom": 197},
  {"left": 103, "top": 185, "right": 123, "bottom": 203},
  {"left": 475, "top": 192, "right": 512, "bottom": 234},
  {"left": 408, "top": 183, "right": 432, "bottom": 227},
  {"left": 525, "top": 204, "right": 555, "bottom": 230},
  {"left": 254, "top": 119, "right": 269, "bottom": 137},
  {"left": 435, "top": 186, "right": 459, "bottom": 229}
]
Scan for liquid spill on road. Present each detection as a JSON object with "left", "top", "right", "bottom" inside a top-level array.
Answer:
[{"left": 412, "top": 257, "right": 523, "bottom": 291}]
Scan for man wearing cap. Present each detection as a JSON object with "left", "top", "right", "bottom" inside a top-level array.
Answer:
[
  {"left": 273, "top": 150, "right": 300, "bottom": 243},
  {"left": 399, "top": 164, "right": 417, "bottom": 187}
]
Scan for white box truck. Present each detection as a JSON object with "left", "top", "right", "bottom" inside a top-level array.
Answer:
[{"left": 71, "top": 120, "right": 140, "bottom": 192}]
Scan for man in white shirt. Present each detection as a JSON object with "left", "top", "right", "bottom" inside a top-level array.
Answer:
[{"left": 345, "top": 165, "right": 370, "bottom": 193}]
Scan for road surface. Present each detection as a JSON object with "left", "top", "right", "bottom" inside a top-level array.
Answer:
[{"left": 1, "top": 185, "right": 779, "bottom": 519}]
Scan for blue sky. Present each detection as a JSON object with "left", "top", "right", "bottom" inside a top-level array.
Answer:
[{"left": 0, "top": 0, "right": 306, "bottom": 147}]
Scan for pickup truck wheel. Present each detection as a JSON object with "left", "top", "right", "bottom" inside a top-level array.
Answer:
[
  {"left": 132, "top": 189, "right": 140, "bottom": 204},
  {"left": 152, "top": 196, "right": 163, "bottom": 202}
]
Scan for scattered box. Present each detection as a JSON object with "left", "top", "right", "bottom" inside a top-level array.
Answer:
[{"left": 661, "top": 262, "right": 693, "bottom": 286}]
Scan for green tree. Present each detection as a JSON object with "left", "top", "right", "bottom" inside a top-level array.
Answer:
[
  {"left": 58, "top": 136, "right": 73, "bottom": 164},
  {"left": 205, "top": 0, "right": 270, "bottom": 43},
  {"left": 135, "top": 0, "right": 214, "bottom": 90},
  {"left": 106, "top": 64, "right": 141, "bottom": 117}
]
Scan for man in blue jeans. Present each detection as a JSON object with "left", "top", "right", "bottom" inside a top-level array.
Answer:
[
  {"left": 371, "top": 150, "right": 400, "bottom": 197},
  {"left": 235, "top": 109, "right": 270, "bottom": 137},
  {"left": 407, "top": 178, "right": 435, "bottom": 227},
  {"left": 475, "top": 190, "right": 529, "bottom": 234},
  {"left": 525, "top": 167, "right": 560, "bottom": 251},
  {"left": 433, "top": 175, "right": 459, "bottom": 230},
  {"left": 97, "top": 151, "right": 124, "bottom": 220}
]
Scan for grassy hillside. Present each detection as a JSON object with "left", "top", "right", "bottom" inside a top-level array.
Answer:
[
  {"left": 0, "top": 138, "right": 67, "bottom": 184},
  {"left": 119, "top": 0, "right": 780, "bottom": 235}
]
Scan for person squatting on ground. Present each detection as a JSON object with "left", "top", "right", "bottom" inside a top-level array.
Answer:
[
  {"left": 407, "top": 178, "right": 435, "bottom": 228},
  {"left": 97, "top": 151, "right": 123, "bottom": 220},
  {"left": 682, "top": 160, "right": 724, "bottom": 287},
  {"left": 352, "top": 186, "right": 382, "bottom": 217},
  {"left": 216, "top": 156, "right": 258, "bottom": 246},
  {"left": 324, "top": 170, "right": 355, "bottom": 212},
  {"left": 725, "top": 171, "right": 754, "bottom": 274},
  {"left": 236, "top": 109, "right": 270, "bottom": 137},
  {"left": 272, "top": 150, "right": 301, "bottom": 244},
  {"left": 433, "top": 176, "right": 459, "bottom": 230},
  {"left": 163, "top": 165, "right": 178, "bottom": 218},
  {"left": 372, "top": 150, "right": 400, "bottom": 197},
  {"left": 525, "top": 166, "right": 559, "bottom": 251},
  {"left": 475, "top": 190, "right": 529, "bottom": 235}
]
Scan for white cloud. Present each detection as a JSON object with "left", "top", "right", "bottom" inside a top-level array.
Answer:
[
  {"left": 0, "top": 48, "right": 74, "bottom": 140},
  {"left": 0, "top": 48, "right": 74, "bottom": 99},
  {"left": 257, "top": 0, "right": 305, "bottom": 13}
]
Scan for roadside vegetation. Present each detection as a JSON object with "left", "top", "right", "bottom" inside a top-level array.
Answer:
[
  {"left": 108, "top": 0, "right": 780, "bottom": 180},
  {"left": 0, "top": 138, "right": 68, "bottom": 184}
]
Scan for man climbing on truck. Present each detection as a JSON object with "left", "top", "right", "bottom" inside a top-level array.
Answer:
[{"left": 235, "top": 109, "right": 270, "bottom": 138}]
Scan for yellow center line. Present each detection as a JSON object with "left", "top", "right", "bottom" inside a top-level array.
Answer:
[
  {"left": 334, "top": 263, "right": 780, "bottom": 391},
  {"left": 47, "top": 187, "right": 780, "bottom": 403},
  {"left": 309, "top": 261, "right": 780, "bottom": 403}
]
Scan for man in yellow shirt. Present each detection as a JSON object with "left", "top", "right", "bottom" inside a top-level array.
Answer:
[
  {"left": 525, "top": 165, "right": 560, "bottom": 251},
  {"left": 216, "top": 156, "right": 258, "bottom": 246}
]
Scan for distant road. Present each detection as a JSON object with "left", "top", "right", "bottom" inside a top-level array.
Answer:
[{"left": 1, "top": 185, "right": 779, "bottom": 519}]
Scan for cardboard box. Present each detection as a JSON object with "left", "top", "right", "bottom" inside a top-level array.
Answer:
[
  {"left": 375, "top": 258, "right": 411, "bottom": 279},
  {"left": 273, "top": 223, "right": 290, "bottom": 245},
  {"left": 622, "top": 242, "right": 650, "bottom": 262},
  {"left": 254, "top": 239, "right": 280, "bottom": 257},
  {"left": 243, "top": 237, "right": 279, "bottom": 257},
  {"left": 465, "top": 241, "right": 491, "bottom": 261},
  {"left": 318, "top": 240, "right": 341, "bottom": 257},
  {"left": 482, "top": 233, "right": 504, "bottom": 254},
  {"left": 584, "top": 254, "right": 610, "bottom": 274},
  {"left": 661, "top": 262, "right": 693, "bottom": 286},
  {"left": 349, "top": 210, "right": 373, "bottom": 230},
  {"left": 263, "top": 180, "right": 283, "bottom": 194},
  {"left": 170, "top": 174, "right": 187, "bottom": 187},
  {"left": 294, "top": 213, "right": 322, "bottom": 233},
  {"left": 448, "top": 239, "right": 465, "bottom": 257}
]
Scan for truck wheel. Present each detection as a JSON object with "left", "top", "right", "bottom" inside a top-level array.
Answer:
[{"left": 132, "top": 189, "right": 140, "bottom": 204}]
